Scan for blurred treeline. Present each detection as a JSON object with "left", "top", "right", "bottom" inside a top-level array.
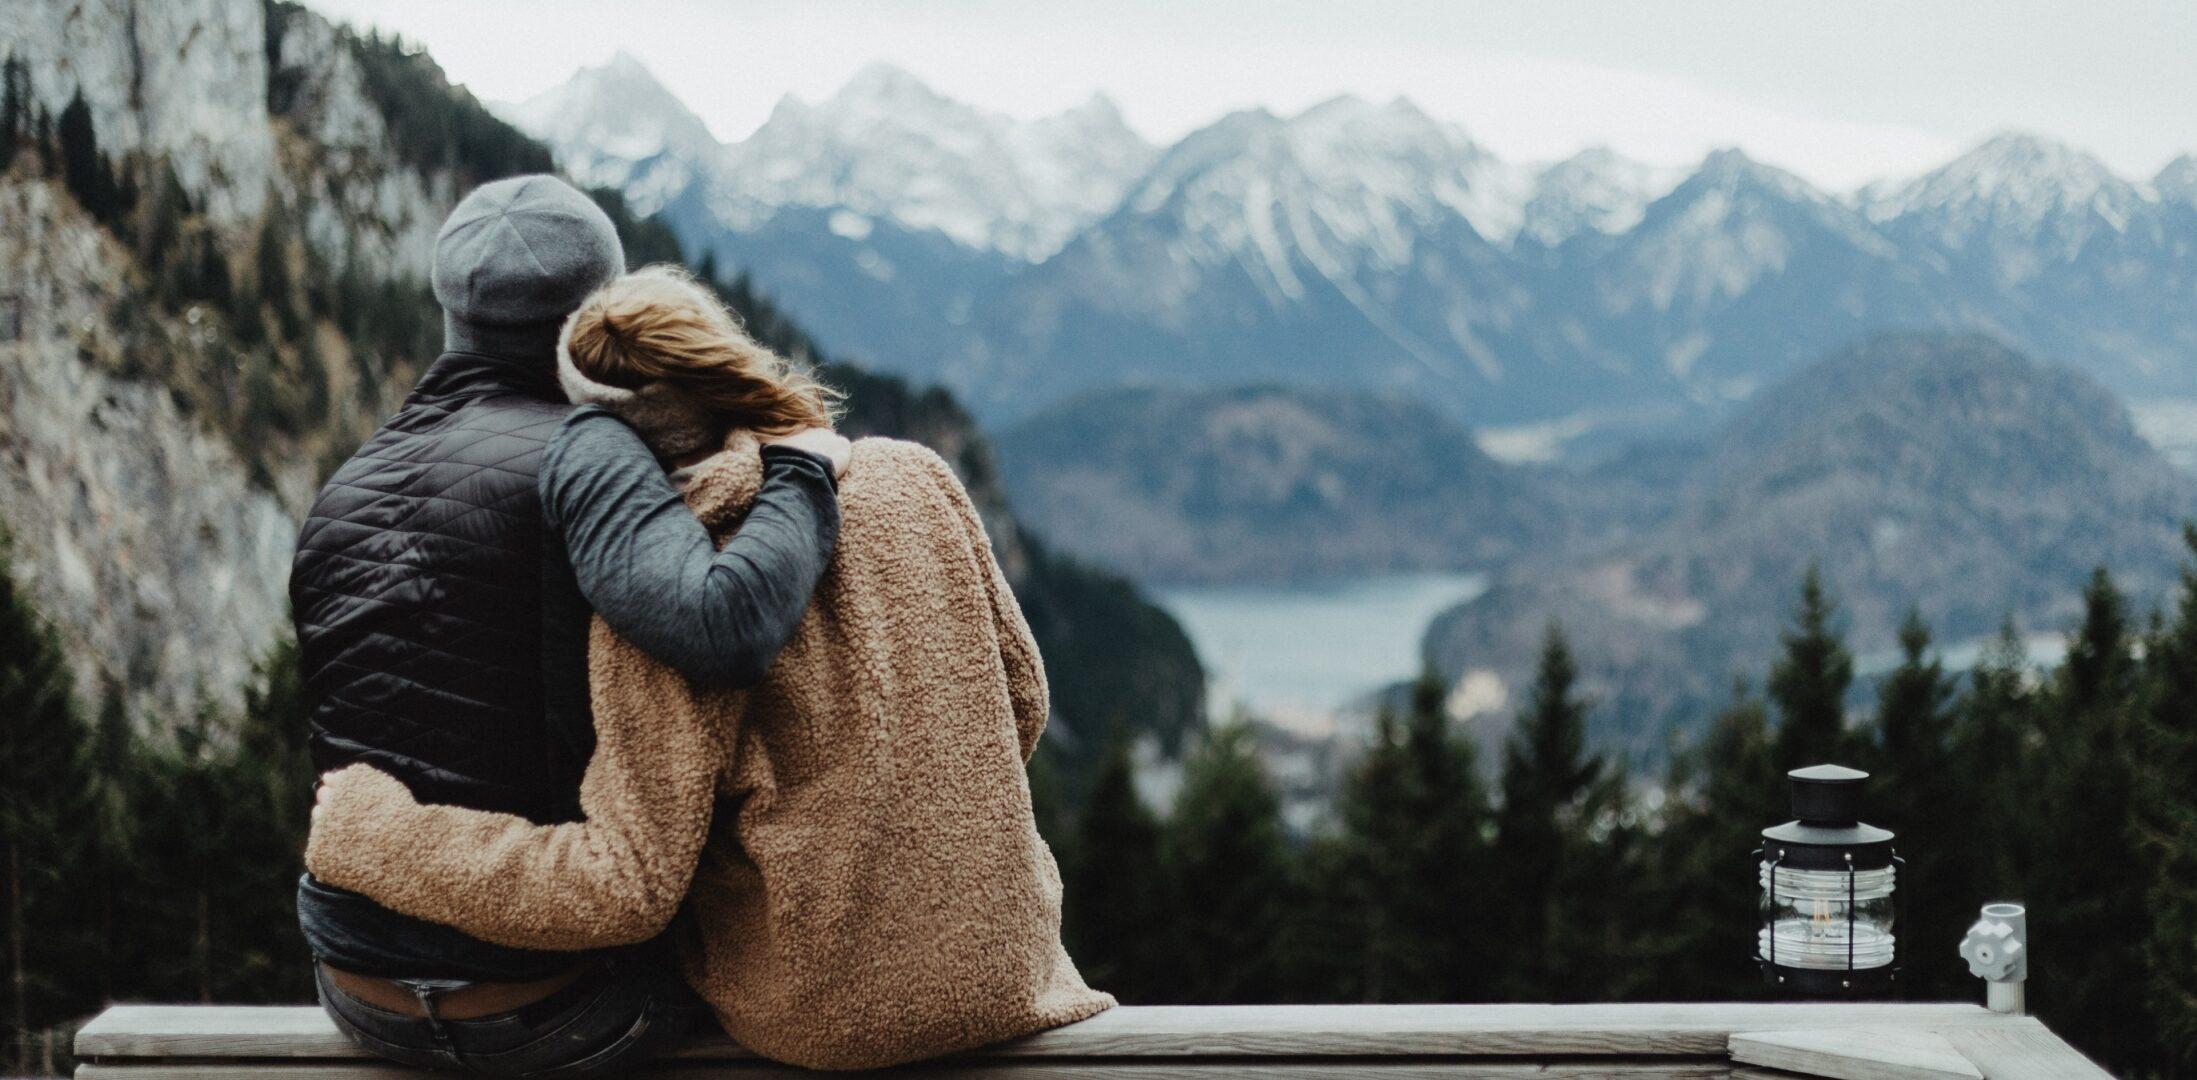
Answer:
[
  {"left": 1, "top": 534, "right": 316, "bottom": 1076},
  {"left": 7, "top": 23, "right": 2195, "bottom": 1076},
  {"left": 10, "top": 533, "right": 2197, "bottom": 1076},
  {"left": 1048, "top": 555, "right": 2197, "bottom": 1080}
]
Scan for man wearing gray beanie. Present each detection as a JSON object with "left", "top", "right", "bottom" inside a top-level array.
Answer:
[{"left": 286, "top": 175, "right": 848, "bottom": 1074}]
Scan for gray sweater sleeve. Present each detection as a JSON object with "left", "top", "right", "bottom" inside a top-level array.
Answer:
[{"left": 541, "top": 407, "right": 840, "bottom": 687}]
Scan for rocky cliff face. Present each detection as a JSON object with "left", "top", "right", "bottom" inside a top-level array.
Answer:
[
  {"left": 0, "top": 180, "right": 295, "bottom": 730},
  {"left": 0, "top": 0, "right": 462, "bottom": 727},
  {"left": 3, "top": 0, "right": 277, "bottom": 230},
  {"left": 2, "top": 0, "right": 1208, "bottom": 760}
]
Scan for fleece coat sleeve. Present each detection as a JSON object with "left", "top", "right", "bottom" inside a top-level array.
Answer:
[
  {"left": 925, "top": 454, "right": 1050, "bottom": 761},
  {"left": 304, "top": 618, "right": 732, "bottom": 952}
]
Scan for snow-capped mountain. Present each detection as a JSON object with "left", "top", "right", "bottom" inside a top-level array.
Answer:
[
  {"left": 940, "top": 95, "right": 1549, "bottom": 416},
  {"left": 1515, "top": 148, "right": 1683, "bottom": 249},
  {"left": 505, "top": 57, "right": 1156, "bottom": 263},
  {"left": 1118, "top": 95, "right": 1521, "bottom": 276},
  {"left": 704, "top": 62, "right": 1155, "bottom": 262},
  {"left": 501, "top": 51, "right": 720, "bottom": 212},
  {"left": 520, "top": 59, "right": 2197, "bottom": 437},
  {"left": 1864, "top": 133, "right": 2150, "bottom": 273},
  {"left": 2157, "top": 155, "right": 2197, "bottom": 207},
  {"left": 1586, "top": 149, "right": 1950, "bottom": 396}
]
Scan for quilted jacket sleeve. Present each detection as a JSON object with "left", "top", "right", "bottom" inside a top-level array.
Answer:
[
  {"left": 304, "top": 620, "right": 732, "bottom": 951},
  {"left": 543, "top": 409, "right": 839, "bottom": 688}
]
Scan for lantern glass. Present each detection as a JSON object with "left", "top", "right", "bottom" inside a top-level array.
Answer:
[{"left": 1757, "top": 861, "right": 1897, "bottom": 971}]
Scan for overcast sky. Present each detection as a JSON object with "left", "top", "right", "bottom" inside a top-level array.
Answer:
[{"left": 303, "top": 0, "right": 2197, "bottom": 192}]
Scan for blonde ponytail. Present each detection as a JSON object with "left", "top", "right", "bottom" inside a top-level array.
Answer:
[{"left": 561, "top": 265, "right": 841, "bottom": 437}]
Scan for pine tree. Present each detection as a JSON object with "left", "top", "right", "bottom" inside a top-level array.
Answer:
[
  {"left": 83, "top": 685, "right": 139, "bottom": 1003},
  {"left": 256, "top": 205, "right": 303, "bottom": 342},
  {"left": 55, "top": 90, "right": 121, "bottom": 228},
  {"left": 1862, "top": 610, "right": 1965, "bottom": 996},
  {"left": 220, "top": 636, "right": 315, "bottom": 1000},
  {"left": 1159, "top": 722, "right": 1297, "bottom": 1004},
  {"left": 1638, "top": 679, "right": 1781, "bottom": 1000},
  {"left": 1492, "top": 626, "right": 1612, "bottom": 1001},
  {"left": 1, "top": 58, "right": 26, "bottom": 170},
  {"left": 0, "top": 533, "right": 96, "bottom": 1071},
  {"left": 2028, "top": 566, "right": 2149, "bottom": 1073},
  {"left": 1950, "top": 619, "right": 2034, "bottom": 899},
  {"left": 2062, "top": 566, "right": 2134, "bottom": 717},
  {"left": 1768, "top": 566, "right": 1856, "bottom": 769},
  {"left": 1328, "top": 666, "right": 1491, "bottom": 1002},
  {"left": 1061, "top": 741, "right": 1168, "bottom": 1003},
  {"left": 2137, "top": 528, "right": 2197, "bottom": 1069}
]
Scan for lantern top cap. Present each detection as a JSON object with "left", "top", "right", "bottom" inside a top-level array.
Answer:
[{"left": 1789, "top": 763, "right": 1867, "bottom": 783}]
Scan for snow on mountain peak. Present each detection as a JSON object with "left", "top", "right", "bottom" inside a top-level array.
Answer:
[
  {"left": 712, "top": 65, "right": 1155, "bottom": 260},
  {"left": 1109, "top": 94, "right": 1530, "bottom": 308},
  {"left": 1517, "top": 147, "right": 1683, "bottom": 247},
  {"left": 1865, "top": 131, "right": 2143, "bottom": 256},
  {"left": 503, "top": 52, "right": 720, "bottom": 208},
  {"left": 2154, "top": 154, "right": 2197, "bottom": 206},
  {"left": 834, "top": 61, "right": 949, "bottom": 110}
]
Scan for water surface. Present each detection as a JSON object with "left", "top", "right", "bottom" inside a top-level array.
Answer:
[{"left": 1154, "top": 571, "right": 1488, "bottom": 736}]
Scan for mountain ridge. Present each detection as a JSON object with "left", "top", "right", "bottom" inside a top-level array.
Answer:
[
  {"left": 995, "top": 383, "right": 1560, "bottom": 584},
  {"left": 1424, "top": 332, "right": 2196, "bottom": 754},
  {"left": 516, "top": 58, "right": 2197, "bottom": 439}
]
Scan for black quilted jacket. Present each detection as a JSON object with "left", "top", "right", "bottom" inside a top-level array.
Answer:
[
  {"left": 293, "top": 350, "right": 591, "bottom": 821},
  {"left": 291, "top": 348, "right": 844, "bottom": 980}
]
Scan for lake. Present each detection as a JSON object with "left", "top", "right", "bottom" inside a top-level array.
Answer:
[{"left": 1153, "top": 571, "right": 1489, "bottom": 737}]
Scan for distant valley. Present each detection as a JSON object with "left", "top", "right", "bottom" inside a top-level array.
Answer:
[
  {"left": 1426, "top": 333, "right": 2197, "bottom": 754},
  {"left": 995, "top": 384, "right": 1558, "bottom": 584},
  {"left": 511, "top": 56, "right": 2197, "bottom": 761}
]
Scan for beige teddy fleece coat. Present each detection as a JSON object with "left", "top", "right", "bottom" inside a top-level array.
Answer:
[{"left": 305, "top": 433, "right": 1114, "bottom": 1071}]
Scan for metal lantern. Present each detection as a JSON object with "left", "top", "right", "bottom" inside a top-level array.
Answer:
[{"left": 1756, "top": 764, "right": 1902, "bottom": 994}]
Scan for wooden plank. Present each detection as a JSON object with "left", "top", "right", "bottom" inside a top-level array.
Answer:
[
  {"left": 971, "top": 1005, "right": 2030, "bottom": 1060},
  {"left": 77, "top": 1007, "right": 362, "bottom": 1060},
  {"left": 1936, "top": 1024, "right": 2115, "bottom": 1080},
  {"left": 79, "top": 1063, "right": 1740, "bottom": 1079},
  {"left": 80, "top": 1003, "right": 2032, "bottom": 1062},
  {"left": 1730, "top": 1029, "right": 1982, "bottom": 1079}
]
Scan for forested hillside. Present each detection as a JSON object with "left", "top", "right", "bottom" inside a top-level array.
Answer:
[
  {"left": 1427, "top": 333, "right": 2197, "bottom": 754},
  {"left": 0, "top": 2, "right": 1198, "bottom": 1071},
  {"left": 997, "top": 384, "right": 1560, "bottom": 584},
  {"left": 1056, "top": 553, "right": 2197, "bottom": 1077},
  {"left": 0, "top": 0, "right": 1201, "bottom": 756}
]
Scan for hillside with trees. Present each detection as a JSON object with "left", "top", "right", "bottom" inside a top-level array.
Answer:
[
  {"left": 1428, "top": 333, "right": 2197, "bottom": 754},
  {"left": 1058, "top": 549, "right": 2197, "bottom": 1077},
  {"left": 2, "top": 3, "right": 1201, "bottom": 1071}
]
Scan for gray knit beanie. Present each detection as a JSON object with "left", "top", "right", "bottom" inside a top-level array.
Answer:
[{"left": 432, "top": 175, "right": 624, "bottom": 357}]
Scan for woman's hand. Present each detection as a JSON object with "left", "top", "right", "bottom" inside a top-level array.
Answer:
[{"left": 764, "top": 427, "right": 852, "bottom": 478}]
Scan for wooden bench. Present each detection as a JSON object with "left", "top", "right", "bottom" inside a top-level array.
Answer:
[{"left": 74, "top": 1002, "right": 2112, "bottom": 1079}]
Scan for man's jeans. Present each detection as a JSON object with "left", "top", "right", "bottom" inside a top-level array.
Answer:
[{"left": 314, "top": 944, "right": 706, "bottom": 1076}]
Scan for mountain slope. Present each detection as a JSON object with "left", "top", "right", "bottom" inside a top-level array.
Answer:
[
  {"left": 508, "top": 57, "right": 1162, "bottom": 374},
  {"left": 996, "top": 384, "right": 1557, "bottom": 584},
  {"left": 3, "top": 2, "right": 1205, "bottom": 763},
  {"left": 500, "top": 51, "right": 718, "bottom": 211},
  {"left": 703, "top": 62, "right": 1154, "bottom": 262},
  {"left": 2, "top": 0, "right": 525, "bottom": 724},
  {"left": 533, "top": 65, "right": 2197, "bottom": 442},
  {"left": 1425, "top": 332, "right": 2197, "bottom": 754},
  {"left": 950, "top": 97, "right": 1541, "bottom": 419}
]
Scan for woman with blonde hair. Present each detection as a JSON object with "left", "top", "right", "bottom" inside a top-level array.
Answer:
[{"left": 305, "top": 265, "right": 1114, "bottom": 1071}]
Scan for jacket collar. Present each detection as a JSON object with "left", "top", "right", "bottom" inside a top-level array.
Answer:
[
  {"left": 407, "top": 349, "right": 565, "bottom": 404},
  {"left": 403, "top": 313, "right": 568, "bottom": 403}
]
